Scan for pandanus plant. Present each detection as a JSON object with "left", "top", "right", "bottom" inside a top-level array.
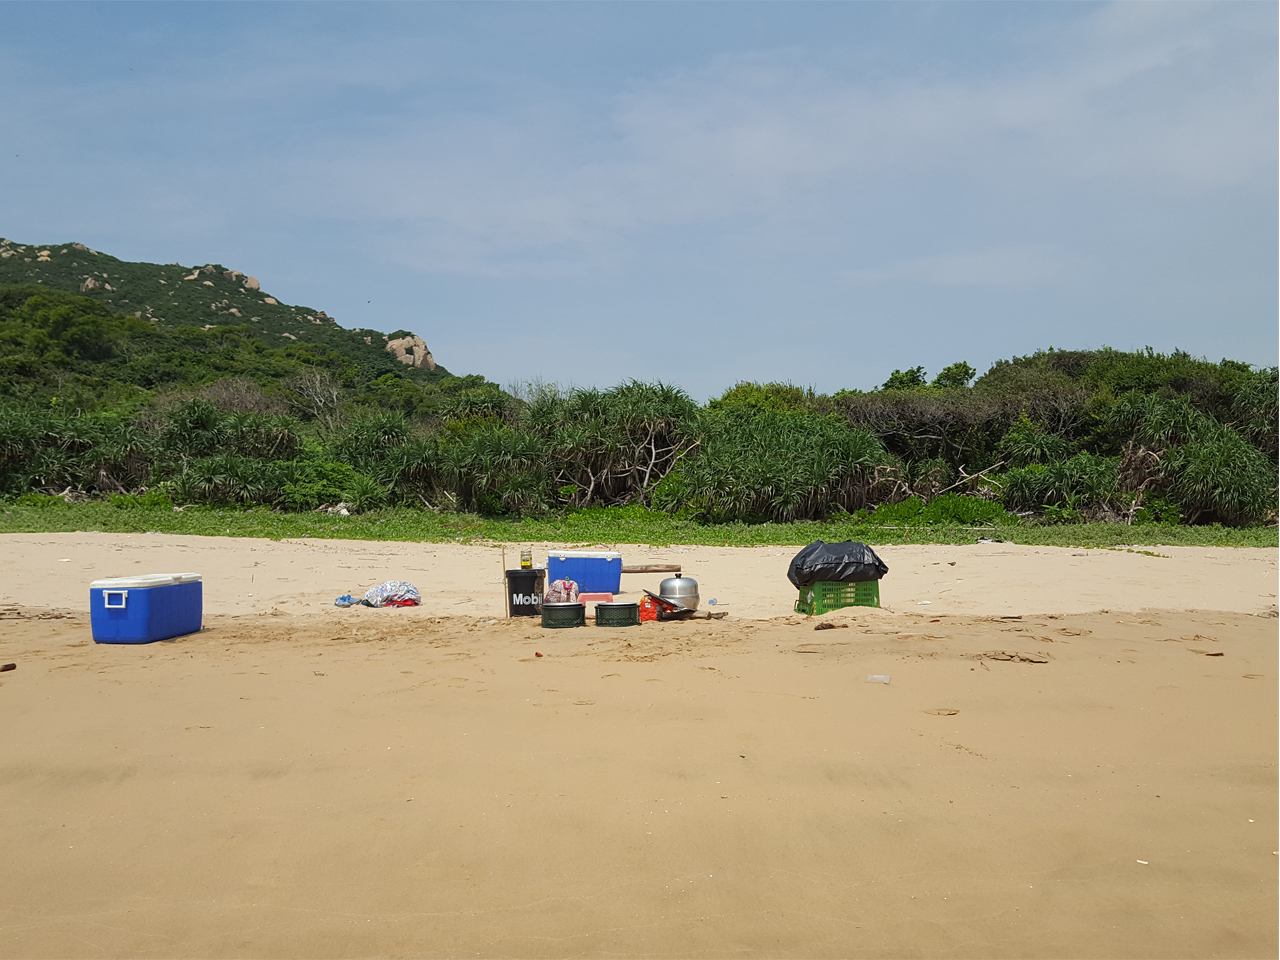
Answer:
[
  {"left": 1225, "top": 368, "right": 1278, "bottom": 461},
  {"left": 380, "top": 438, "right": 440, "bottom": 505},
  {"left": 221, "top": 411, "right": 301, "bottom": 459},
  {"left": 437, "top": 424, "right": 548, "bottom": 514},
  {"left": 1103, "top": 390, "right": 1276, "bottom": 524},
  {"left": 1162, "top": 430, "right": 1275, "bottom": 525},
  {"left": 654, "top": 408, "right": 892, "bottom": 523},
  {"left": 517, "top": 380, "right": 698, "bottom": 508},
  {"left": 328, "top": 411, "right": 411, "bottom": 474},
  {"left": 89, "top": 421, "right": 154, "bottom": 492}
]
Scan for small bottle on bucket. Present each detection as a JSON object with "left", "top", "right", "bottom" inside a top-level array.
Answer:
[{"left": 520, "top": 548, "right": 532, "bottom": 569}]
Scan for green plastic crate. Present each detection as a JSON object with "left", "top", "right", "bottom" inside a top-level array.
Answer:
[{"left": 795, "top": 580, "right": 880, "bottom": 615}]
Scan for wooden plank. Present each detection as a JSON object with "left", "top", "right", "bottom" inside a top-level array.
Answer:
[{"left": 621, "top": 564, "right": 682, "bottom": 574}]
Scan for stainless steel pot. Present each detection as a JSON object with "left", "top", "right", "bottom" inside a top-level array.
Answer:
[{"left": 658, "top": 575, "right": 699, "bottom": 612}]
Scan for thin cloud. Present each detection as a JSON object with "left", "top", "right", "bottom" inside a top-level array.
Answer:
[
  {"left": 840, "top": 247, "right": 1068, "bottom": 289},
  {"left": 271, "top": 2, "right": 1273, "bottom": 278}
]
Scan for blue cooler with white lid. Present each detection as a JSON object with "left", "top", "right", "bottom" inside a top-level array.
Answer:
[
  {"left": 89, "top": 573, "right": 202, "bottom": 644},
  {"left": 545, "top": 551, "right": 622, "bottom": 594}
]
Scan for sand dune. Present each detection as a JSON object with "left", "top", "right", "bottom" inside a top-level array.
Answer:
[{"left": 0, "top": 534, "right": 1275, "bottom": 958}]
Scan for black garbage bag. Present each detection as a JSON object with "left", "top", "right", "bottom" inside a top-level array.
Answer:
[{"left": 787, "top": 540, "right": 888, "bottom": 589}]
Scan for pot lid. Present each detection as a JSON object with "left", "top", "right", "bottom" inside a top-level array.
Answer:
[{"left": 659, "top": 575, "right": 698, "bottom": 593}]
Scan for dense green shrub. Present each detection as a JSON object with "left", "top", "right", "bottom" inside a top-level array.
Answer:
[
  {"left": 833, "top": 387, "right": 1088, "bottom": 471},
  {"left": 1225, "top": 367, "right": 1278, "bottom": 462},
  {"left": 978, "top": 347, "right": 1254, "bottom": 413},
  {"left": 0, "top": 292, "right": 1274, "bottom": 528},
  {"left": 1001, "top": 453, "right": 1120, "bottom": 511},
  {"left": 708, "top": 381, "right": 816, "bottom": 412},
  {"left": 518, "top": 380, "right": 698, "bottom": 510},
  {"left": 156, "top": 457, "right": 370, "bottom": 510},
  {"left": 1000, "top": 413, "right": 1072, "bottom": 467},
  {"left": 651, "top": 408, "right": 892, "bottom": 523},
  {"left": 1161, "top": 431, "right": 1276, "bottom": 525},
  {"left": 437, "top": 423, "right": 549, "bottom": 515}
]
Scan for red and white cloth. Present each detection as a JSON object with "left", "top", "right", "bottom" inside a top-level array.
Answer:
[{"left": 544, "top": 579, "right": 580, "bottom": 604}]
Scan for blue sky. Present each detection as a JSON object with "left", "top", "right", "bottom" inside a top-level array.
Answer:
[{"left": 2, "top": 2, "right": 1275, "bottom": 397}]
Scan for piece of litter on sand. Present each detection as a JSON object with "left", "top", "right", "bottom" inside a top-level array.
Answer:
[
  {"left": 534, "top": 652, "right": 543, "bottom": 658},
  {"left": 1136, "top": 860, "right": 1149, "bottom": 864},
  {"left": 0, "top": 663, "right": 15, "bottom": 673},
  {"left": 866, "top": 674, "right": 891, "bottom": 684},
  {"left": 57, "top": 559, "right": 70, "bottom": 562},
  {"left": 917, "top": 601, "right": 932, "bottom": 605}
]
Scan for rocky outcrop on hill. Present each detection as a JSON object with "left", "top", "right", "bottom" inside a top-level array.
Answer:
[
  {"left": 386, "top": 334, "right": 436, "bottom": 370},
  {"left": 0, "top": 237, "right": 453, "bottom": 382}
]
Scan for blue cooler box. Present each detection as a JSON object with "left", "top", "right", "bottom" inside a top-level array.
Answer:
[
  {"left": 90, "top": 573, "right": 203, "bottom": 644},
  {"left": 546, "top": 551, "right": 622, "bottom": 594}
]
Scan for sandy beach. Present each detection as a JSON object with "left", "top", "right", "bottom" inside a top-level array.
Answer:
[{"left": 0, "top": 534, "right": 1275, "bottom": 958}]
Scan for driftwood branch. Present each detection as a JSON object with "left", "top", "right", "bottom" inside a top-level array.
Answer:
[{"left": 932, "top": 460, "right": 1006, "bottom": 498}]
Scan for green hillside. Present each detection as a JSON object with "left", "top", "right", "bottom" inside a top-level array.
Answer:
[{"left": 0, "top": 237, "right": 450, "bottom": 384}]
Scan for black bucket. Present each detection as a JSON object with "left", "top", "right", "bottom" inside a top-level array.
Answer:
[
  {"left": 595, "top": 602, "right": 640, "bottom": 627},
  {"left": 541, "top": 602, "right": 585, "bottom": 629},
  {"left": 505, "top": 569, "right": 545, "bottom": 618}
]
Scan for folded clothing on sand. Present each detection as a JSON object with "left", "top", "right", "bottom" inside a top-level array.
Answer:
[
  {"left": 358, "top": 581, "right": 422, "bottom": 608},
  {"left": 335, "top": 584, "right": 420, "bottom": 607}
]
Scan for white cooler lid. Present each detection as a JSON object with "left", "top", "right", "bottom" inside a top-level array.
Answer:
[
  {"left": 547, "top": 551, "right": 622, "bottom": 560},
  {"left": 90, "top": 572, "right": 202, "bottom": 589}
]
